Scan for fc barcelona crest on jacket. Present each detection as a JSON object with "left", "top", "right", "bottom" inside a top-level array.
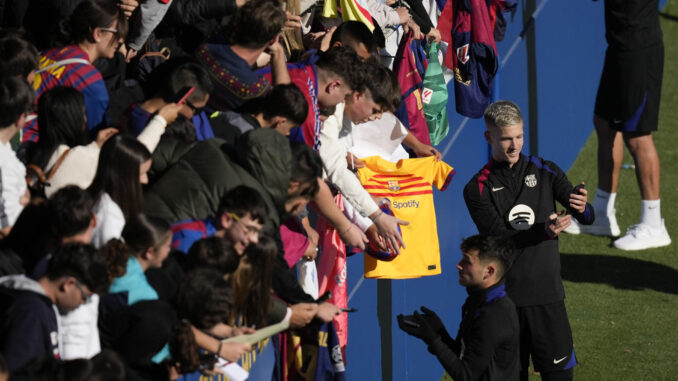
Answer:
[
  {"left": 388, "top": 180, "right": 400, "bottom": 191},
  {"left": 524, "top": 174, "right": 537, "bottom": 188}
]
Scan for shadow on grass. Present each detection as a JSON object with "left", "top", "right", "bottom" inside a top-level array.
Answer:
[{"left": 561, "top": 253, "right": 678, "bottom": 295}]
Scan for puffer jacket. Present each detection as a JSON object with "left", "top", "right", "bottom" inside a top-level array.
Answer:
[{"left": 144, "top": 129, "right": 292, "bottom": 233}]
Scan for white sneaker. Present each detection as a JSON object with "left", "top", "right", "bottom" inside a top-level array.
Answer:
[
  {"left": 563, "top": 214, "right": 621, "bottom": 237},
  {"left": 613, "top": 220, "right": 672, "bottom": 251}
]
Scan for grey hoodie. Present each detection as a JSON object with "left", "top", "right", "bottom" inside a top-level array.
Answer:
[{"left": 0, "top": 274, "right": 62, "bottom": 372}]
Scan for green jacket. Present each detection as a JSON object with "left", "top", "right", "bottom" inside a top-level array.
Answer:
[{"left": 144, "top": 128, "right": 293, "bottom": 233}]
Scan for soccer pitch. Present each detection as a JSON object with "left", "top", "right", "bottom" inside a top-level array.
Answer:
[{"left": 556, "top": 2, "right": 678, "bottom": 379}]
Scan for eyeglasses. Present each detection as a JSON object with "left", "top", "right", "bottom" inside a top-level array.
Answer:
[
  {"left": 74, "top": 281, "right": 91, "bottom": 304},
  {"left": 185, "top": 99, "right": 203, "bottom": 115},
  {"left": 98, "top": 27, "right": 118, "bottom": 34},
  {"left": 229, "top": 213, "right": 262, "bottom": 236}
]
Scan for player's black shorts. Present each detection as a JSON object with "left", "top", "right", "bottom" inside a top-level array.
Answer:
[
  {"left": 517, "top": 301, "right": 576, "bottom": 373},
  {"left": 594, "top": 42, "right": 664, "bottom": 133}
]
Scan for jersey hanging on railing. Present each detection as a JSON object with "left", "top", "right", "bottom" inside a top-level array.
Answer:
[
  {"left": 437, "top": 0, "right": 515, "bottom": 118},
  {"left": 393, "top": 32, "right": 432, "bottom": 146}
]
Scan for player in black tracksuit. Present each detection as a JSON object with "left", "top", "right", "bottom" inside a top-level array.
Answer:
[
  {"left": 398, "top": 235, "right": 520, "bottom": 381},
  {"left": 463, "top": 101, "right": 594, "bottom": 381}
]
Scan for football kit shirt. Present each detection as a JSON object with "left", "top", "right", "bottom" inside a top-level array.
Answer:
[{"left": 357, "top": 156, "right": 454, "bottom": 279}]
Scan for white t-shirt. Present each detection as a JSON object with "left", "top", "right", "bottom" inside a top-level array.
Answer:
[
  {"left": 0, "top": 140, "right": 27, "bottom": 228},
  {"left": 338, "top": 112, "right": 410, "bottom": 163},
  {"left": 91, "top": 192, "right": 125, "bottom": 248},
  {"left": 60, "top": 294, "right": 101, "bottom": 360}
]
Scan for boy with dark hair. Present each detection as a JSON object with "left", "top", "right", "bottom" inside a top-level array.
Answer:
[
  {"left": 329, "top": 21, "right": 380, "bottom": 60},
  {"left": 259, "top": 46, "right": 364, "bottom": 149},
  {"left": 197, "top": 0, "right": 289, "bottom": 112},
  {"left": 186, "top": 236, "right": 240, "bottom": 273},
  {"left": 216, "top": 83, "right": 309, "bottom": 141},
  {"left": 0, "top": 35, "right": 39, "bottom": 85},
  {"left": 398, "top": 235, "right": 520, "bottom": 381},
  {"left": 129, "top": 62, "right": 214, "bottom": 141},
  {"left": 49, "top": 185, "right": 96, "bottom": 244},
  {"left": 26, "top": 185, "right": 98, "bottom": 279},
  {"left": 0, "top": 77, "right": 35, "bottom": 238},
  {"left": 171, "top": 185, "right": 269, "bottom": 254},
  {"left": 0, "top": 243, "right": 109, "bottom": 372},
  {"left": 230, "top": 0, "right": 286, "bottom": 48}
]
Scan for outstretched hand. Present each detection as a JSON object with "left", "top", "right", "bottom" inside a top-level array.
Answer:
[
  {"left": 397, "top": 312, "right": 436, "bottom": 344},
  {"left": 338, "top": 223, "right": 368, "bottom": 250},
  {"left": 374, "top": 213, "right": 409, "bottom": 255},
  {"left": 545, "top": 211, "right": 572, "bottom": 238}
]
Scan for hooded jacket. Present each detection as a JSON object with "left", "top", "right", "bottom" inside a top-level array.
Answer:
[
  {"left": 144, "top": 129, "right": 316, "bottom": 303},
  {"left": 0, "top": 274, "right": 61, "bottom": 372},
  {"left": 144, "top": 128, "right": 292, "bottom": 233}
]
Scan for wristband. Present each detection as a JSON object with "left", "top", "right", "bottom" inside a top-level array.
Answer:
[
  {"left": 371, "top": 211, "right": 384, "bottom": 222},
  {"left": 378, "top": 198, "right": 390, "bottom": 207},
  {"left": 216, "top": 340, "right": 223, "bottom": 357}
]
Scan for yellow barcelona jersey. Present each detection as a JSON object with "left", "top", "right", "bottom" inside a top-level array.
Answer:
[{"left": 357, "top": 156, "right": 454, "bottom": 279}]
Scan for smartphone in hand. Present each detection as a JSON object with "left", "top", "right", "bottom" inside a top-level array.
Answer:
[{"left": 573, "top": 183, "right": 585, "bottom": 195}]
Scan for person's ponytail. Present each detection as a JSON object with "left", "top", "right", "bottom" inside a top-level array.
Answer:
[{"left": 100, "top": 238, "right": 130, "bottom": 282}]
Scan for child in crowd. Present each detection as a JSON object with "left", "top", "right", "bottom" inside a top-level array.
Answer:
[
  {"left": 186, "top": 236, "right": 240, "bottom": 274},
  {"left": 171, "top": 185, "right": 268, "bottom": 255},
  {"left": 88, "top": 135, "right": 152, "bottom": 247},
  {"left": 0, "top": 35, "right": 39, "bottom": 85},
  {"left": 216, "top": 83, "right": 309, "bottom": 141},
  {"left": 128, "top": 62, "right": 214, "bottom": 141},
  {"left": 170, "top": 269, "right": 251, "bottom": 373},
  {"left": 0, "top": 77, "right": 34, "bottom": 238},
  {"left": 0, "top": 243, "right": 109, "bottom": 372},
  {"left": 230, "top": 235, "right": 277, "bottom": 328},
  {"left": 24, "top": 86, "right": 179, "bottom": 198},
  {"left": 106, "top": 214, "right": 172, "bottom": 305}
]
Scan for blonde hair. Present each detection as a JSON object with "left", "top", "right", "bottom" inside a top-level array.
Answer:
[{"left": 484, "top": 100, "right": 523, "bottom": 129}]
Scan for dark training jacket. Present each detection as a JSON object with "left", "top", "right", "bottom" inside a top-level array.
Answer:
[
  {"left": 463, "top": 154, "right": 594, "bottom": 306},
  {"left": 428, "top": 281, "right": 519, "bottom": 381}
]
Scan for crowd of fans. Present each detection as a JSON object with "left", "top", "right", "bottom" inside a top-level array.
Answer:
[{"left": 0, "top": 0, "right": 444, "bottom": 379}]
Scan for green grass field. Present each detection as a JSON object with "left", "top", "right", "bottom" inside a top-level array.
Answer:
[
  {"left": 442, "top": 3, "right": 678, "bottom": 380},
  {"left": 554, "top": 2, "right": 678, "bottom": 380}
]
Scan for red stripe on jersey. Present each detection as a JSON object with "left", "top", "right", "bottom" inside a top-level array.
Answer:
[
  {"left": 365, "top": 176, "right": 424, "bottom": 185},
  {"left": 171, "top": 220, "right": 207, "bottom": 234},
  {"left": 363, "top": 182, "right": 431, "bottom": 191},
  {"left": 368, "top": 190, "right": 433, "bottom": 197},
  {"left": 372, "top": 174, "right": 417, "bottom": 178}
]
